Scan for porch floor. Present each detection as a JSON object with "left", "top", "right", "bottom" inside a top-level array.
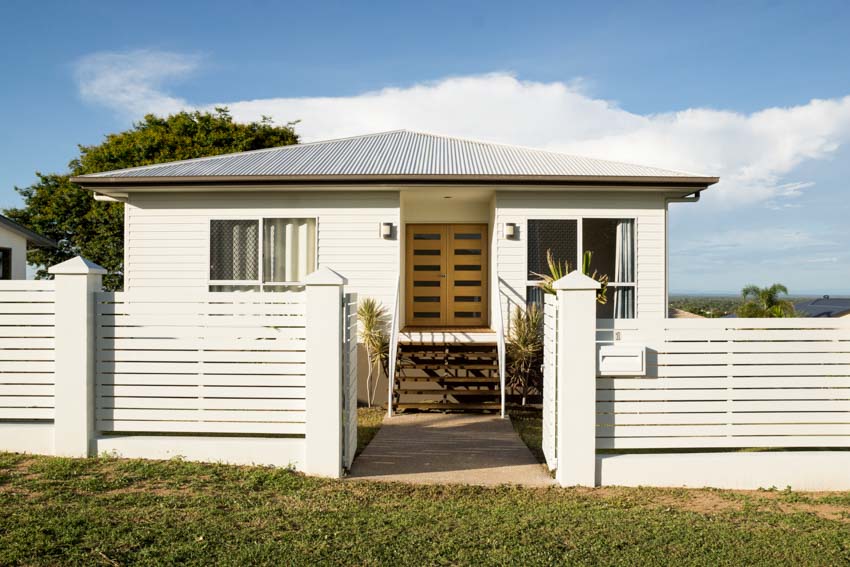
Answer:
[
  {"left": 348, "top": 413, "right": 553, "bottom": 487},
  {"left": 399, "top": 327, "right": 496, "bottom": 345}
]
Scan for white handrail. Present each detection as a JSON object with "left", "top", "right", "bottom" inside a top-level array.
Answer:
[
  {"left": 386, "top": 274, "right": 401, "bottom": 417},
  {"left": 496, "top": 279, "right": 507, "bottom": 418}
]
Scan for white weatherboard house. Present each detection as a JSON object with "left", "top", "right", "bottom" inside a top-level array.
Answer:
[
  {"left": 72, "top": 130, "right": 718, "bottom": 412},
  {"left": 0, "top": 214, "right": 55, "bottom": 280}
]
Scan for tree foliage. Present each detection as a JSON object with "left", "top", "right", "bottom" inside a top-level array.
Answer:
[
  {"left": 4, "top": 108, "right": 299, "bottom": 290},
  {"left": 736, "top": 283, "right": 796, "bottom": 318}
]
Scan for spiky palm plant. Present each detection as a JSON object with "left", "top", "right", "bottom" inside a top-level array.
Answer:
[
  {"left": 506, "top": 304, "right": 544, "bottom": 406},
  {"left": 736, "top": 283, "right": 796, "bottom": 318},
  {"left": 532, "top": 249, "right": 609, "bottom": 304},
  {"left": 357, "top": 298, "right": 390, "bottom": 407}
]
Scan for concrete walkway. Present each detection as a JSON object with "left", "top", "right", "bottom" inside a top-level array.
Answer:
[{"left": 348, "top": 413, "right": 553, "bottom": 487}]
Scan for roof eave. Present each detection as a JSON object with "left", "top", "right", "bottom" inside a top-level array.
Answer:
[
  {"left": 71, "top": 173, "right": 719, "bottom": 190},
  {"left": 0, "top": 216, "right": 57, "bottom": 248}
]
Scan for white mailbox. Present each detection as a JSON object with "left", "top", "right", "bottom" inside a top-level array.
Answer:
[{"left": 597, "top": 344, "right": 646, "bottom": 376}]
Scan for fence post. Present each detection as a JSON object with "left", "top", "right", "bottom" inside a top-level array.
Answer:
[
  {"left": 48, "top": 256, "right": 106, "bottom": 458},
  {"left": 304, "top": 267, "right": 347, "bottom": 478},
  {"left": 553, "top": 271, "right": 600, "bottom": 487}
]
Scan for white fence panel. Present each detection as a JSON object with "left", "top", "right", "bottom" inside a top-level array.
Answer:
[
  {"left": 542, "top": 293, "right": 558, "bottom": 470},
  {"left": 95, "top": 291, "right": 307, "bottom": 435},
  {"left": 342, "top": 292, "right": 358, "bottom": 469},
  {"left": 596, "top": 318, "right": 850, "bottom": 449},
  {"left": 0, "top": 281, "right": 55, "bottom": 421}
]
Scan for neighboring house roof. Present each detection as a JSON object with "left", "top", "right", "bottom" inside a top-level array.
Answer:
[
  {"left": 71, "top": 130, "right": 719, "bottom": 189},
  {"left": 793, "top": 296, "right": 850, "bottom": 318},
  {"left": 668, "top": 307, "right": 705, "bottom": 319},
  {"left": 0, "top": 214, "right": 55, "bottom": 248}
]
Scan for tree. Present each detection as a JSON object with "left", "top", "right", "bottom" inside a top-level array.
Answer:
[
  {"left": 736, "top": 283, "right": 796, "bottom": 318},
  {"left": 4, "top": 108, "right": 299, "bottom": 290}
]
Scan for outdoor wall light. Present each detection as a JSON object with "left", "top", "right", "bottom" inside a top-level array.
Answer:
[
  {"left": 380, "top": 222, "right": 394, "bottom": 239},
  {"left": 505, "top": 223, "right": 517, "bottom": 239}
]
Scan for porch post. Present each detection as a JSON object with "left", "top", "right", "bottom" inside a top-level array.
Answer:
[
  {"left": 49, "top": 256, "right": 106, "bottom": 457},
  {"left": 553, "top": 271, "right": 600, "bottom": 487},
  {"left": 304, "top": 267, "right": 347, "bottom": 478}
]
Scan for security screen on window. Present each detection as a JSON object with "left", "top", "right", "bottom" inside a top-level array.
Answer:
[
  {"left": 0, "top": 248, "right": 10, "bottom": 280},
  {"left": 526, "top": 220, "right": 578, "bottom": 313},
  {"left": 209, "top": 218, "right": 316, "bottom": 291}
]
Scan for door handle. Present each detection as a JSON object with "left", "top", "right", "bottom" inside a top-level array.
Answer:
[{"left": 440, "top": 274, "right": 447, "bottom": 278}]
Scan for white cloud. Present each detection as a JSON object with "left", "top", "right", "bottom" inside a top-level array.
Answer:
[
  {"left": 73, "top": 55, "right": 850, "bottom": 208},
  {"left": 74, "top": 50, "right": 201, "bottom": 117}
]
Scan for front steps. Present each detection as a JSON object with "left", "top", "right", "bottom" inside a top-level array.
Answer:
[{"left": 391, "top": 331, "right": 501, "bottom": 413}]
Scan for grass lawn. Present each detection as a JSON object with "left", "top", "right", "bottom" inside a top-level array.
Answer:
[{"left": 1, "top": 411, "right": 849, "bottom": 565}]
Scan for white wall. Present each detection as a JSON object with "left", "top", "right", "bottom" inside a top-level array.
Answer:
[
  {"left": 124, "top": 191, "right": 400, "bottom": 309},
  {"left": 494, "top": 190, "right": 668, "bottom": 322},
  {"left": 0, "top": 226, "right": 28, "bottom": 279}
]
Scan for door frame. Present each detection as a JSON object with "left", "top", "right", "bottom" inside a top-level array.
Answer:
[{"left": 404, "top": 223, "right": 489, "bottom": 328}]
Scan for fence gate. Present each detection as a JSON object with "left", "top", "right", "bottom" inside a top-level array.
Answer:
[
  {"left": 342, "top": 292, "right": 358, "bottom": 469},
  {"left": 542, "top": 293, "right": 559, "bottom": 471}
]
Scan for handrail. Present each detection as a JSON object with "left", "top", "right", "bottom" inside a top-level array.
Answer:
[
  {"left": 386, "top": 274, "right": 401, "bottom": 417},
  {"left": 496, "top": 280, "right": 507, "bottom": 418}
]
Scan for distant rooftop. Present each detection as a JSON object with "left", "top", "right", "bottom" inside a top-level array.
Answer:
[
  {"left": 793, "top": 296, "right": 850, "bottom": 318},
  {"left": 71, "top": 130, "right": 719, "bottom": 188},
  {"left": 0, "top": 214, "right": 55, "bottom": 248}
]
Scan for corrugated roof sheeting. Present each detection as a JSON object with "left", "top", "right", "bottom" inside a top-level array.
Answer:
[{"left": 80, "top": 130, "right": 707, "bottom": 179}]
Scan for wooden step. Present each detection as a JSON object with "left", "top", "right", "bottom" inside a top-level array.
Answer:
[
  {"left": 398, "top": 363, "right": 497, "bottom": 371},
  {"left": 395, "top": 402, "right": 502, "bottom": 411},
  {"left": 396, "top": 388, "right": 500, "bottom": 396},
  {"left": 398, "top": 376, "right": 500, "bottom": 383}
]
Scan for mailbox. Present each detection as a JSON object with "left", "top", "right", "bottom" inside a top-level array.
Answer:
[{"left": 598, "top": 344, "right": 646, "bottom": 376}]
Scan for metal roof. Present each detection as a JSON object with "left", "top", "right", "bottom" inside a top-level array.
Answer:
[
  {"left": 72, "top": 130, "right": 718, "bottom": 187},
  {"left": 793, "top": 296, "right": 850, "bottom": 318},
  {"left": 0, "top": 214, "right": 56, "bottom": 248}
]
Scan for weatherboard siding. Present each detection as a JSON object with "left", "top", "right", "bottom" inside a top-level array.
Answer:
[
  {"left": 494, "top": 191, "right": 668, "bottom": 321},
  {"left": 124, "top": 191, "right": 400, "bottom": 308},
  {"left": 0, "top": 227, "right": 27, "bottom": 280}
]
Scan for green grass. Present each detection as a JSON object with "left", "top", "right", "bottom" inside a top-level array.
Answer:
[
  {"left": 509, "top": 406, "right": 545, "bottom": 464},
  {"left": 1, "top": 409, "right": 849, "bottom": 565},
  {"left": 357, "top": 406, "right": 385, "bottom": 455}
]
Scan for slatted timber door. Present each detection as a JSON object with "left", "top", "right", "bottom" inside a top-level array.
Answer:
[{"left": 405, "top": 224, "right": 488, "bottom": 327}]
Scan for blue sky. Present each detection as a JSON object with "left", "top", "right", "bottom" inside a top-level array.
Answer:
[{"left": 2, "top": 0, "right": 850, "bottom": 293}]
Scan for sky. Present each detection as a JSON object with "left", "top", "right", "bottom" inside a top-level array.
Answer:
[{"left": 1, "top": 0, "right": 850, "bottom": 294}]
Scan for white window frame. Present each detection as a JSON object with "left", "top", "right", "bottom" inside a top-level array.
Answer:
[
  {"left": 207, "top": 216, "right": 319, "bottom": 291},
  {"left": 524, "top": 216, "right": 638, "bottom": 312}
]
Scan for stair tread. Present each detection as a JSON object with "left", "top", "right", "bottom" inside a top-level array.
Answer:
[
  {"left": 395, "top": 402, "right": 502, "bottom": 410},
  {"left": 398, "top": 376, "right": 500, "bottom": 383},
  {"left": 396, "top": 388, "right": 500, "bottom": 395}
]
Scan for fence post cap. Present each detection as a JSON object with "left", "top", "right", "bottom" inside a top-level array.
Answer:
[
  {"left": 48, "top": 256, "right": 107, "bottom": 276},
  {"left": 552, "top": 270, "right": 601, "bottom": 291},
  {"left": 305, "top": 267, "right": 347, "bottom": 286}
]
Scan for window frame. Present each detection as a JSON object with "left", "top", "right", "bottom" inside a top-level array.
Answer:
[
  {"left": 0, "top": 248, "right": 11, "bottom": 280},
  {"left": 207, "top": 216, "right": 319, "bottom": 291},
  {"left": 524, "top": 216, "right": 638, "bottom": 312}
]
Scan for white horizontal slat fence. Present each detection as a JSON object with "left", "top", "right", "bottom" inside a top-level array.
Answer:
[
  {"left": 342, "top": 292, "right": 358, "bottom": 469},
  {"left": 542, "top": 293, "right": 558, "bottom": 470},
  {"left": 0, "top": 281, "right": 55, "bottom": 421},
  {"left": 95, "top": 291, "right": 307, "bottom": 435},
  {"left": 596, "top": 318, "right": 850, "bottom": 449}
]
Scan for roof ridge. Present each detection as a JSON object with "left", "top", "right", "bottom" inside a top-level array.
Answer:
[{"left": 83, "top": 130, "right": 414, "bottom": 177}]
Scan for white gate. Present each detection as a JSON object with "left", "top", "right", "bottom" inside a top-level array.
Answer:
[
  {"left": 542, "top": 293, "right": 559, "bottom": 471},
  {"left": 342, "top": 292, "right": 358, "bottom": 469}
]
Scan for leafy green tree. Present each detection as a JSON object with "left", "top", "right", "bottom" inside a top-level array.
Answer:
[
  {"left": 736, "top": 283, "right": 796, "bottom": 318},
  {"left": 4, "top": 108, "right": 298, "bottom": 290}
]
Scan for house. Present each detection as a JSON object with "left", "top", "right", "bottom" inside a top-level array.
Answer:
[
  {"left": 793, "top": 296, "right": 850, "bottom": 317},
  {"left": 71, "top": 130, "right": 718, "bottom": 411},
  {"left": 0, "top": 214, "right": 55, "bottom": 279}
]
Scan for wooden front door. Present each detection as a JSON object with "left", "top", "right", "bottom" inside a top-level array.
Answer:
[{"left": 405, "top": 224, "right": 489, "bottom": 327}]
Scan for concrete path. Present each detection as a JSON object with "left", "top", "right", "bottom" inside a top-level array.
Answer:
[{"left": 348, "top": 413, "right": 554, "bottom": 487}]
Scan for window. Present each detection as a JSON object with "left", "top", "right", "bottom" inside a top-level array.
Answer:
[
  {"left": 209, "top": 218, "right": 316, "bottom": 291},
  {"left": 582, "top": 219, "right": 635, "bottom": 319},
  {"left": 0, "top": 248, "right": 10, "bottom": 280},
  {"left": 526, "top": 218, "right": 635, "bottom": 319}
]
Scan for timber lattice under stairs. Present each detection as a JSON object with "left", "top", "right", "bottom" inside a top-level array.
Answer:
[{"left": 392, "top": 329, "right": 501, "bottom": 413}]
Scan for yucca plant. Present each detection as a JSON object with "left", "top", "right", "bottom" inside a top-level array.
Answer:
[
  {"left": 506, "top": 304, "right": 544, "bottom": 406},
  {"left": 357, "top": 298, "right": 390, "bottom": 407},
  {"left": 532, "top": 249, "right": 609, "bottom": 304}
]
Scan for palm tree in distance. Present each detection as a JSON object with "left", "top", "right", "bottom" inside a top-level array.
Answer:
[{"left": 736, "top": 283, "right": 796, "bottom": 318}]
